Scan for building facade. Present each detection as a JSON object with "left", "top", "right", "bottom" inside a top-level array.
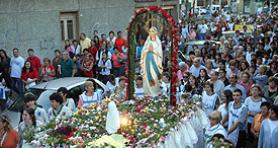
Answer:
[{"left": 0, "top": 0, "right": 178, "bottom": 58}]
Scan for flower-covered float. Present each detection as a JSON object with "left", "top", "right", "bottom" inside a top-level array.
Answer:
[{"left": 24, "top": 96, "right": 209, "bottom": 147}]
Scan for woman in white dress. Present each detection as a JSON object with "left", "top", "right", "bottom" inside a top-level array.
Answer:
[
  {"left": 217, "top": 89, "right": 233, "bottom": 128},
  {"left": 244, "top": 84, "right": 266, "bottom": 140},
  {"left": 140, "top": 27, "right": 163, "bottom": 97},
  {"left": 202, "top": 81, "right": 220, "bottom": 116}
]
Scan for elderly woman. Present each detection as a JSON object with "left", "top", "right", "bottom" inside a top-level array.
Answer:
[
  {"left": 204, "top": 111, "right": 227, "bottom": 146},
  {"left": 177, "top": 62, "right": 189, "bottom": 81},
  {"left": 0, "top": 115, "right": 19, "bottom": 148},
  {"left": 263, "top": 76, "right": 278, "bottom": 103},
  {"left": 238, "top": 72, "right": 254, "bottom": 96},
  {"left": 78, "top": 80, "right": 102, "bottom": 108}
]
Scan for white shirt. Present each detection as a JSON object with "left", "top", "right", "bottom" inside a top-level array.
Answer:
[
  {"left": 213, "top": 80, "right": 225, "bottom": 97},
  {"left": 202, "top": 91, "right": 219, "bottom": 116},
  {"left": 48, "top": 105, "right": 72, "bottom": 122},
  {"left": 35, "top": 106, "right": 49, "bottom": 124},
  {"left": 79, "top": 91, "right": 101, "bottom": 107},
  {"left": 269, "top": 120, "right": 278, "bottom": 135},
  {"left": 217, "top": 104, "right": 228, "bottom": 126},
  {"left": 63, "top": 98, "right": 76, "bottom": 113},
  {"left": 244, "top": 97, "right": 266, "bottom": 123},
  {"left": 189, "top": 65, "right": 206, "bottom": 77},
  {"left": 10, "top": 56, "right": 25, "bottom": 78},
  {"left": 74, "top": 45, "right": 81, "bottom": 55},
  {"left": 227, "top": 102, "right": 247, "bottom": 146},
  {"left": 107, "top": 37, "right": 116, "bottom": 47},
  {"left": 134, "top": 87, "right": 144, "bottom": 99},
  {"left": 161, "top": 81, "right": 170, "bottom": 96},
  {"left": 198, "top": 24, "right": 208, "bottom": 34},
  {"left": 205, "top": 124, "right": 227, "bottom": 145},
  {"left": 245, "top": 51, "right": 253, "bottom": 65},
  {"left": 98, "top": 59, "right": 112, "bottom": 75},
  {"left": 95, "top": 50, "right": 112, "bottom": 62},
  {"left": 106, "top": 81, "right": 116, "bottom": 93}
]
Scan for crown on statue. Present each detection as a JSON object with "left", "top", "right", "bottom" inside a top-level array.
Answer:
[{"left": 149, "top": 27, "right": 158, "bottom": 35}]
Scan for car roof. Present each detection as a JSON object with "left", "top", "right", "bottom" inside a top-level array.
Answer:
[
  {"left": 30, "top": 77, "right": 89, "bottom": 90},
  {"left": 185, "top": 40, "right": 220, "bottom": 46}
]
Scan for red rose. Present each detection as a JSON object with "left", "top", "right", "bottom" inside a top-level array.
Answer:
[{"left": 64, "top": 132, "right": 74, "bottom": 139}]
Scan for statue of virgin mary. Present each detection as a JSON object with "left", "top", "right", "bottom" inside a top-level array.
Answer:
[{"left": 140, "top": 27, "right": 163, "bottom": 97}]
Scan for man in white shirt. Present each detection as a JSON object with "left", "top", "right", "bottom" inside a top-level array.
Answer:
[
  {"left": 189, "top": 58, "right": 206, "bottom": 77},
  {"left": 227, "top": 89, "right": 248, "bottom": 147},
  {"left": 197, "top": 20, "right": 208, "bottom": 40},
  {"left": 48, "top": 92, "right": 72, "bottom": 122},
  {"left": 10, "top": 48, "right": 25, "bottom": 97}
]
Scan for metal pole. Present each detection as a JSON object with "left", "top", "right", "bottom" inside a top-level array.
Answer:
[{"left": 210, "top": 0, "right": 213, "bottom": 15}]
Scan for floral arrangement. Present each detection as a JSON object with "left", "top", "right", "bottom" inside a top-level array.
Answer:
[
  {"left": 27, "top": 96, "right": 194, "bottom": 147},
  {"left": 210, "top": 136, "right": 234, "bottom": 148}
]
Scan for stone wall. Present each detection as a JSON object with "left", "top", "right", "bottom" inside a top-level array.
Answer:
[{"left": 0, "top": 0, "right": 178, "bottom": 58}]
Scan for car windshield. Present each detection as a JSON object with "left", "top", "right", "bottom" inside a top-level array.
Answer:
[{"left": 30, "top": 88, "right": 55, "bottom": 111}]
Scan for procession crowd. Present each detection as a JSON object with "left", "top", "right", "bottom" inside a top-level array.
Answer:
[{"left": 0, "top": 8, "right": 278, "bottom": 148}]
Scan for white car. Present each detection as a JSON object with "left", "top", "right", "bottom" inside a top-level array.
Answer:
[
  {"left": 29, "top": 77, "right": 108, "bottom": 111},
  {"left": 1, "top": 77, "right": 107, "bottom": 128}
]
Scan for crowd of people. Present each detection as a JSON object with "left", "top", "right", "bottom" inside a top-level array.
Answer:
[
  {"left": 0, "top": 7, "right": 278, "bottom": 148},
  {"left": 177, "top": 10, "right": 278, "bottom": 148}
]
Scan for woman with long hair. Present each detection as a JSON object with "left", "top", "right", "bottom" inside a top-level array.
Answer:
[
  {"left": 217, "top": 90, "right": 233, "bottom": 128},
  {"left": 202, "top": 81, "right": 220, "bottom": 116},
  {"left": 18, "top": 108, "right": 43, "bottom": 147},
  {"left": 0, "top": 49, "right": 11, "bottom": 89},
  {"left": 185, "top": 75, "right": 202, "bottom": 97},
  {"left": 0, "top": 115, "right": 19, "bottom": 148},
  {"left": 21, "top": 61, "right": 39, "bottom": 89},
  {"left": 239, "top": 60, "right": 249, "bottom": 75},
  {"left": 197, "top": 68, "right": 210, "bottom": 88},
  {"left": 98, "top": 52, "right": 112, "bottom": 84}
]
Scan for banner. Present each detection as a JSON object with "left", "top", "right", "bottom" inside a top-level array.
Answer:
[{"left": 234, "top": 25, "right": 254, "bottom": 32}]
